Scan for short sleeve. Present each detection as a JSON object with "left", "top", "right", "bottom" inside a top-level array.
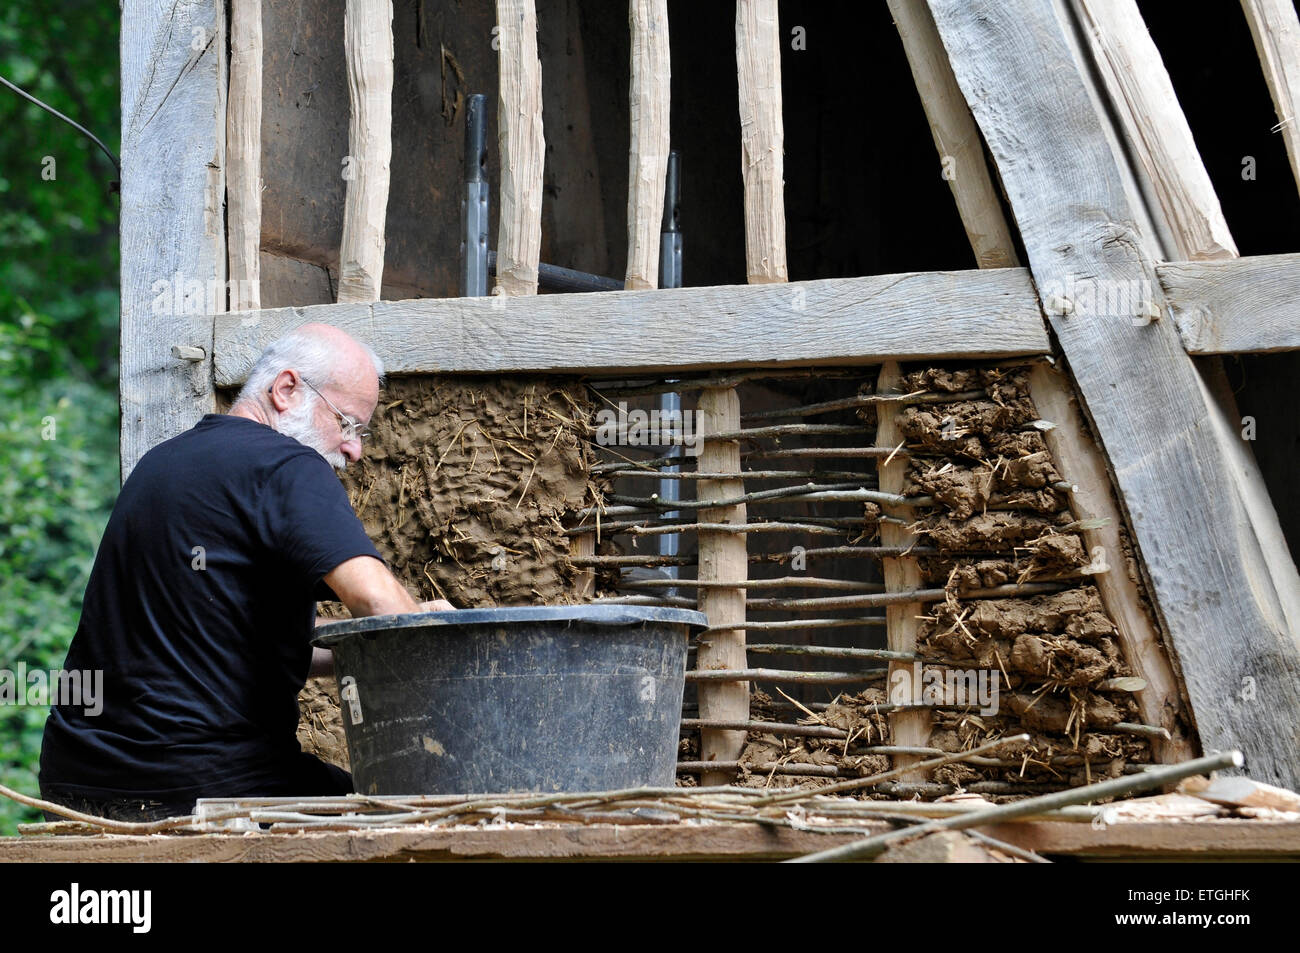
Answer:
[{"left": 258, "top": 452, "right": 385, "bottom": 587}]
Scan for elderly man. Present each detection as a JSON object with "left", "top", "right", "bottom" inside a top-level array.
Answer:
[{"left": 38, "top": 323, "right": 445, "bottom": 821}]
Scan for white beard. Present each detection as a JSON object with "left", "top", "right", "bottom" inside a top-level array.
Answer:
[{"left": 277, "top": 395, "right": 348, "bottom": 471}]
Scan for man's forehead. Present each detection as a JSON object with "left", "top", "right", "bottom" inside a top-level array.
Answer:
[{"left": 329, "top": 368, "right": 380, "bottom": 419}]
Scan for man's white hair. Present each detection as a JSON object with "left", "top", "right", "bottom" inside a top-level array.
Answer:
[{"left": 235, "top": 325, "right": 385, "bottom": 405}]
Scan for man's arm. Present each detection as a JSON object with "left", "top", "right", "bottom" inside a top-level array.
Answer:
[
  {"left": 323, "top": 555, "right": 421, "bottom": 617},
  {"left": 310, "top": 557, "right": 454, "bottom": 677}
]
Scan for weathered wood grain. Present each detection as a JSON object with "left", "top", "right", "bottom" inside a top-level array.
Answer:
[
  {"left": 213, "top": 268, "right": 1051, "bottom": 384},
  {"left": 1072, "top": 0, "right": 1237, "bottom": 261},
  {"left": 978, "top": 819, "right": 1300, "bottom": 859},
  {"left": 735, "top": 0, "right": 787, "bottom": 283},
  {"left": 876, "top": 362, "right": 931, "bottom": 778},
  {"left": 227, "top": 0, "right": 262, "bottom": 311},
  {"left": 1241, "top": 0, "right": 1300, "bottom": 197},
  {"left": 120, "top": 0, "right": 225, "bottom": 476},
  {"left": 1160, "top": 253, "right": 1300, "bottom": 354},
  {"left": 1194, "top": 359, "right": 1300, "bottom": 653},
  {"left": 337, "top": 0, "right": 394, "bottom": 303},
  {"left": 929, "top": 0, "right": 1300, "bottom": 789},
  {"left": 495, "top": 0, "right": 545, "bottom": 296},
  {"left": 887, "top": 0, "right": 1020, "bottom": 270},
  {"left": 625, "top": 0, "right": 670, "bottom": 291},
  {"left": 696, "top": 387, "right": 749, "bottom": 785},
  {"left": 1078, "top": 3, "right": 1300, "bottom": 662},
  {"left": 4, "top": 819, "right": 1299, "bottom": 861}
]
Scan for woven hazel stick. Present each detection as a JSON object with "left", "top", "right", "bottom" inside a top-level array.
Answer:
[{"left": 787, "top": 750, "right": 1245, "bottom": 862}]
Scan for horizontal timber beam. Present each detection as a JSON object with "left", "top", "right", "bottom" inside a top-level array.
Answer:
[
  {"left": 1160, "top": 252, "right": 1300, "bottom": 354},
  {"left": 212, "top": 268, "right": 1049, "bottom": 385},
  {"left": 213, "top": 252, "right": 1297, "bottom": 385}
]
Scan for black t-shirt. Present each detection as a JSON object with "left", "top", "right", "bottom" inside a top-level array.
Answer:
[{"left": 39, "top": 414, "right": 382, "bottom": 799}]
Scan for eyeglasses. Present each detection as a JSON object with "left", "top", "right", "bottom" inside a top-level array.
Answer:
[{"left": 299, "top": 377, "right": 371, "bottom": 442}]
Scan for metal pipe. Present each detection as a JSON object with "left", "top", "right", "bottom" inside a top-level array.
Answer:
[
  {"left": 659, "top": 150, "right": 682, "bottom": 288},
  {"left": 486, "top": 249, "right": 623, "bottom": 293},
  {"left": 460, "top": 93, "right": 489, "bottom": 298},
  {"left": 655, "top": 388, "right": 681, "bottom": 593}
]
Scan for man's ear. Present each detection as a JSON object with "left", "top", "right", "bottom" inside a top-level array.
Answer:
[{"left": 266, "top": 370, "right": 299, "bottom": 411}]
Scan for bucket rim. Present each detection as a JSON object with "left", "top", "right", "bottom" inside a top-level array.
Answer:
[{"left": 312, "top": 604, "right": 709, "bottom": 647}]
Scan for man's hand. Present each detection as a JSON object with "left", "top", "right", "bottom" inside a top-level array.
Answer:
[{"left": 418, "top": 599, "right": 456, "bottom": 612}]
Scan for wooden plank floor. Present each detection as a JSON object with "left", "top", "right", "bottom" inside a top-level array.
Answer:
[{"left": 4, "top": 820, "right": 1299, "bottom": 862}]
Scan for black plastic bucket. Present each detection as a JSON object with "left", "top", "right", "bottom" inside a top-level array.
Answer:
[{"left": 313, "top": 605, "right": 707, "bottom": 795}]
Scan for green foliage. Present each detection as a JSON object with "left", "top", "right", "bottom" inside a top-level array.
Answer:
[
  {"left": 0, "top": 1, "right": 120, "bottom": 387},
  {"left": 0, "top": 312, "right": 119, "bottom": 837},
  {"left": 1, "top": 1, "right": 121, "bottom": 833}
]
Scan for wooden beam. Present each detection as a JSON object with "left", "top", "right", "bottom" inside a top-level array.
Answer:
[
  {"left": 1160, "top": 253, "right": 1300, "bottom": 354},
  {"left": 928, "top": 0, "right": 1300, "bottom": 790},
  {"left": 1027, "top": 363, "right": 1195, "bottom": 763},
  {"left": 1055, "top": 0, "right": 1264, "bottom": 761},
  {"left": 227, "top": 0, "right": 262, "bottom": 311},
  {"left": 876, "top": 363, "right": 931, "bottom": 778},
  {"left": 1072, "top": 0, "right": 1237, "bottom": 261},
  {"left": 1075, "top": 3, "right": 1300, "bottom": 649},
  {"left": 0, "top": 823, "right": 884, "bottom": 863},
  {"left": 887, "top": 0, "right": 1192, "bottom": 764},
  {"left": 1194, "top": 358, "right": 1300, "bottom": 654},
  {"left": 625, "top": 0, "right": 670, "bottom": 291},
  {"left": 6, "top": 819, "right": 1300, "bottom": 861},
  {"left": 213, "top": 268, "right": 1050, "bottom": 384},
  {"left": 979, "top": 818, "right": 1300, "bottom": 859},
  {"left": 735, "top": 0, "right": 787, "bottom": 283},
  {"left": 1184, "top": 775, "right": 1300, "bottom": 812},
  {"left": 886, "top": 0, "right": 1020, "bottom": 269},
  {"left": 120, "top": 0, "right": 225, "bottom": 477},
  {"left": 1241, "top": 0, "right": 1300, "bottom": 198},
  {"left": 495, "top": 0, "right": 545, "bottom": 296},
  {"left": 337, "top": 0, "right": 394, "bottom": 303},
  {"left": 696, "top": 388, "right": 749, "bottom": 785}
]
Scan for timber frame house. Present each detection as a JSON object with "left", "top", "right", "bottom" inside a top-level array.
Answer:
[{"left": 119, "top": 0, "right": 1300, "bottom": 816}]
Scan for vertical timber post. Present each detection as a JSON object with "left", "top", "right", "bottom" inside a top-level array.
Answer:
[
  {"left": 625, "top": 0, "right": 671, "bottom": 292},
  {"left": 337, "top": 0, "right": 394, "bottom": 304},
  {"left": 697, "top": 388, "right": 747, "bottom": 786},
  {"left": 227, "top": 0, "right": 262, "bottom": 312},
  {"left": 688, "top": 0, "right": 792, "bottom": 782},
  {"left": 120, "top": 0, "right": 225, "bottom": 478},
  {"left": 875, "top": 364, "right": 931, "bottom": 778},
  {"left": 494, "top": 0, "right": 544, "bottom": 297}
]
